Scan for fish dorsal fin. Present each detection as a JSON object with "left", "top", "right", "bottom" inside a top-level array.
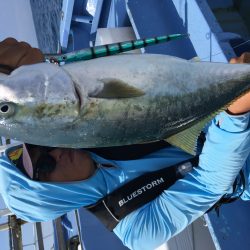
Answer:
[
  {"left": 166, "top": 111, "right": 221, "bottom": 155},
  {"left": 91, "top": 78, "right": 145, "bottom": 98}
]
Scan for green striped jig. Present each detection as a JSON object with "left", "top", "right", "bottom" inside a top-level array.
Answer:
[{"left": 45, "top": 34, "right": 189, "bottom": 65}]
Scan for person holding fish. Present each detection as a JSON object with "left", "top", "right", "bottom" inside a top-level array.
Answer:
[{"left": 0, "top": 38, "right": 249, "bottom": 250}]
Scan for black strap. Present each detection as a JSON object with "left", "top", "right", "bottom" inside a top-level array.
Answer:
[
  {"left": 86, "top": 157, "right": 198, "bottom": 231},
  {"left": 87, "top": 140, "right": 170, "bottom": 160}
]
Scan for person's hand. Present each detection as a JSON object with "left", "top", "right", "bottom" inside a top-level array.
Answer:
[
  {"left": 229, "top": 52, "right": 250, "bottom": 64},
  {"left": 227, "top": 52, "right": 250, "bottom": 115},
  {"left": 0, "top": 37, "right": 44, "bottom": 74}
]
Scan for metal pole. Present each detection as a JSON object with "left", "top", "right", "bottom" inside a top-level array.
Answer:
[
  {"left": 9, "top": 215, "right": 23, "bottom": 250},
  {"left": 9, "top": 223, "right": 13, "bottom": 250},
  {"left": 35, "top": 222, "right": 45, "bottom": 250},
  {"left": 74, "top": 210, "right": 85, "bottom": 250},
  {"left": 54, "top": 218, "right": 67, "bottom": 250},
  {"left": 0, "top": 217, "right": 26, "bottom": 231}
]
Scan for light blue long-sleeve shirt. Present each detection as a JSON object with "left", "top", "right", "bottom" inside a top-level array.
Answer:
[{"left": 0, "top": 111, "right": 249, "bottom": 250}]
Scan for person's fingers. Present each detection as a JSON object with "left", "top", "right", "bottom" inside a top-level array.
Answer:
[
  {"left": 0, "top": 65, "right": 13, "bottom": 75},
  {"left": 240, "top": 52, "right": 250, "bottom": 63},
  {"left": 0, "top": 38, "right": 20, "bottom": 58},
  {"left": 230, "top": 52, "right": 250, "bottom": 64},
  {"left": 0, "top": 39, "right": 19, "bottom": 74},
  {"left": 0, "top": 37, "right": 18, "bottom": 46},
  {"left": 0, "top": 41, "right": 43, "bottom": 67},
  {"left": 229, "top": 57, "right": 238, "bottom": 64},
  {"left": 0, "top": 38, "right": 44, "bottom": 74},
  {"left": 18, "top": 48, "right": 44, "bottom": 66},
  {"left": 0, "top": 42, "right": 31, "bottom": 68}
]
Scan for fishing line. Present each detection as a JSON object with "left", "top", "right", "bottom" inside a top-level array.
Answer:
[
  {"left": 200, "top": 38, "right": 250, "bottom": 61},
  {"left": 233, "top": 38, "right": 250, "bottom": 49}
]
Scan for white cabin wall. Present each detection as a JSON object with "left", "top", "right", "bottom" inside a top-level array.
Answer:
[{"left": 0, "top": 0, "right": 38, "bottom": 47}]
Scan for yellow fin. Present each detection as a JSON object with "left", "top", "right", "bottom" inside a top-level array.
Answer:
[
  {"left": 93, "top": 78, "right": 145, "bottom": 98},
  {"left": 166, "top": 112, "right": 221, "bottom": 155},
  {"left": 167, "top": 88, "right": 250, "bottom": 155}
]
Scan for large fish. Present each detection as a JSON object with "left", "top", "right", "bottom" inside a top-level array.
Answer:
[{"left": 0, "top": 54, "right": 249, "bottom": 155}]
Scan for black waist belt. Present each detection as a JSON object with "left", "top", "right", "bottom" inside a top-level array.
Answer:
[{"left": 86, "top": 156, "right": 199, "bottom": 231}]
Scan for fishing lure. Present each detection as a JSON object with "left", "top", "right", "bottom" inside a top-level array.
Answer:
[{"left": 45, "top": 33, "right": 189, "bottom": 65}]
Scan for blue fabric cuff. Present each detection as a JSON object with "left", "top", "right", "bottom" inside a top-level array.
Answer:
[{"left": 215, "top": 111, "right": 250, "bottom": 132}]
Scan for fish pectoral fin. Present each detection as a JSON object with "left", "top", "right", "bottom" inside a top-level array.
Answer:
[
  {"left": 90, "top": 78, "right": 145, "bottom": 98},
  {"left": 165, "top": 114, "right": 216, "bottom": 155}
]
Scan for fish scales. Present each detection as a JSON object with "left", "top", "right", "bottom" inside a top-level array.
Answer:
[{"left": 0, "top": 54, "right": 249, "bottom": 150}]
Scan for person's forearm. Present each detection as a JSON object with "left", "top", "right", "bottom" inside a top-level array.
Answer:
[
  {"left": 227, "top": 92, "right": 250, "bottom": 115},
  {"left": 228, "top": 52, "right": 250, "bottom": 115},
  {"left": 197, "top": 112, "right": 250, "bottom": 195},
  {"left": 114, "top": 112, "right": 250, "bottom": 250}
]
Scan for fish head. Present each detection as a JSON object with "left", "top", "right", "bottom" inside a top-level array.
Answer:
[{"left": 0, "top": 63, "right": 80, "bottom": 143}]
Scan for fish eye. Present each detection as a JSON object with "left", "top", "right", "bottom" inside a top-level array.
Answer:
[{"left": 0, "top": 102, "right": 15, "bottom": 117}]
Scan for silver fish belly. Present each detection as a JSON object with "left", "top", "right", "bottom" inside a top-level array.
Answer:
[{"left": 0, "top": 54, "right": 249, "bottom": 148}]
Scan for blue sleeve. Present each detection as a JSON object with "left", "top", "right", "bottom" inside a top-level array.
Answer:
[{"left": 114, "top": 112, "right": 250, "bottom": 250}]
